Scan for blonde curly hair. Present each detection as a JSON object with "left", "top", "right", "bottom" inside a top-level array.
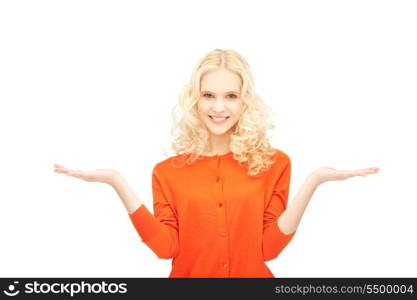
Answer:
[{"left": 168, "top": 48, "right": 278, "bottom": 176}]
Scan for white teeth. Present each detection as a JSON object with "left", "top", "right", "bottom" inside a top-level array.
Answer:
[{"left": 209, "top": 116, "right": 228, "bottom": 121}]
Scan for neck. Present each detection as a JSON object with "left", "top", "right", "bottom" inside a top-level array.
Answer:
[{"left": 206, "top": 132, "right": 231, "bottom": 155}]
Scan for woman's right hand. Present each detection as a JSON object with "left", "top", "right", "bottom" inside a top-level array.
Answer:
[{"left": 53, "top": 164, "right": 120, "bottom": 186}]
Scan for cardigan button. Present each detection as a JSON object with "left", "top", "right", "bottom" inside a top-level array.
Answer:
[
  {"left": 218, "top": 202, "right": 223, "bottom": 207},
  {"left": 221, "top": 232, "right": 226, "bottom": 237},
  {"left": 216, "top": 176, "right": 220, "bottom": 182},
  {"left": 223, "top": 263, "right": 228, "bottom": 268}
]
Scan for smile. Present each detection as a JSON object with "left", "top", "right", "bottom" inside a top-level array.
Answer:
[{"left": 209, "top": 115, "right": 230, "bottom": 124}]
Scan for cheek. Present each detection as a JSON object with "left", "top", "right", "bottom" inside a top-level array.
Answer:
[
  {"left": 196, "top": 102, "right": 203, "bottom": 113},
  {"left": 197, "top": 101, "right": 211, "bottom": 112},
  {"left": 232, "top": 104, "right": 244, "bottom": 117},
  {"left": 197, "top": 103, "right": 208, "bottom": 118}
]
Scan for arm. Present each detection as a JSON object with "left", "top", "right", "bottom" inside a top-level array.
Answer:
[
  {"left": 262, "top": 154, "right": 379, "bottom": 261},
  {"left": 111, "top": 172, "right": 143, "bottom": 214},
  {"left": 262, "top": 156, "right": 295, "bottom": 261},
  {"left": 111, "top": 168, "right": 179, "bottom": 259},
  {"left": 262, "top": 154, "right": 319, "bottom": 261},
  {"left": 278, "top": 165, "right": 380, "bottom": 235},
  {"left": 278, "top": 173, "right": 320, "bottom": 235}
]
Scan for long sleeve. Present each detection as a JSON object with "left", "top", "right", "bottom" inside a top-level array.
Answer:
[
  {"left": 128, "top": 166, "right": 179, "bottom": 259},
  {"left": 262, "top": 155, "right": 296, "bottom": 262}
]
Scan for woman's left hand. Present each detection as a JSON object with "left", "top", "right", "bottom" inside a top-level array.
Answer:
[{"left": 312, "top": 166, "right": 380, "bottom": 185}]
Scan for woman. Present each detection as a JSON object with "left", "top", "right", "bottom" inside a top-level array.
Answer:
[{"left": 53, "top": 49, "right": 379, "bottom": 278}]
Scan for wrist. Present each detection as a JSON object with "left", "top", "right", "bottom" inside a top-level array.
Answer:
[
  {"left": 307, "top": 171, "right": 323, "bottom": 187},
  {"left": 108, "top": 170, "right": 124, "bottom": 187}
]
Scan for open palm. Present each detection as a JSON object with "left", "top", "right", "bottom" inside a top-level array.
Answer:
[
  {"left": 313, "top": 166, "right": 379, "bottom": 184},
  {"left": 53, "top": 164, "right": 118, "bottom": 185}
]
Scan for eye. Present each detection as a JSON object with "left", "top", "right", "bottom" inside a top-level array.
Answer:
[
  {"left": 228, "top": 94, "right": 237, "bottom": 99},
  {"left": 202, "top": 93, "right": 212, "bottom": 98}
]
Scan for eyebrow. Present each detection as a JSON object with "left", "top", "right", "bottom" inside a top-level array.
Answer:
[{"left": 200, "top": 90, "right": 240, "bottom": 94}]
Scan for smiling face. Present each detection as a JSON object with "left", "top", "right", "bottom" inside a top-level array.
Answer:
[{"left": 197, "top": 68, "right": 244, "bottom": 137}]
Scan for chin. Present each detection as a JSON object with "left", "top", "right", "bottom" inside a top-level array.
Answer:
[
  {"left": 203, "top": 117, "right": 237, "bottom": 135},
  {"left": 210, "top": 130, "right": 229, "bottom": 136},
  {"left": 207, "top": 125, "right": 234, "bottom": 136}
]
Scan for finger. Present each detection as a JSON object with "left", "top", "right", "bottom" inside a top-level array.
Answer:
[
  {"left": 359, "top": 167, "right": 376, "bottom": 171},
  {"left": 361, "top": 168, "right": 379, "bottom": 175},
  {"left": 74, "top": 170, "right": 84, "bottom": 177},
  {"left": 344, "top": 170, "right": 358, "bottom": 177},
  {"left": 353, "top": 168, "right": 372, "bottom": 175},
  {"left": 349, "top": 170, "right": 366, "bottom": 177},
  {"left": 338, "top": 170, "right": 357, "bottom": 179},
  {"left": 63, "top": 167, "right": 74, "bottom": 173},
  {"left": 54, "top": 167, "right": 67, "bottom": 173},
  {"left": 356, "top": 168, "right": 378, "bottom": 177},
  {"left": 54, "top": 165, "right": 67, "bottom": 172},
  {"left": 55, "top": 167, "right": 67, "bottom": 173},
  {"left": 57, "top": 168, "right": 71, "bottom": 174}
]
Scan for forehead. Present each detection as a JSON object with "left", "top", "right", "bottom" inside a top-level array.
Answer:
[{"left": 200, "top": 69, "right": 242, "bottom": 93}]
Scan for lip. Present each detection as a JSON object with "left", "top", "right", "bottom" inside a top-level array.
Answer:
[
  {"left": 209, "top": 115, "right": 230, "bottom": 118},
  {"left": 209, "top": 115, "right": 230, "bottom": 124}
]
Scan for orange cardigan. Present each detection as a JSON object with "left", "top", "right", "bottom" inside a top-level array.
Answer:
[{"left": 128, "top": 148, "right": 296, "bottom": 278}]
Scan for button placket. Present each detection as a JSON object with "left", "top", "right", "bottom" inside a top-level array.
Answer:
[{"left": 214, "top": 155, "right": 230, "bottom": 276}]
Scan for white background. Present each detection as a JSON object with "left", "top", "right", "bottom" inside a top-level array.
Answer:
[{"left": 0, "top": 0, "right": 416, "bottom": 277}]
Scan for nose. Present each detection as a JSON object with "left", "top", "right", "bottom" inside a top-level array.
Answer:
[{"left": 212, "top": 96, "right": 227, "bottom": 111}]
